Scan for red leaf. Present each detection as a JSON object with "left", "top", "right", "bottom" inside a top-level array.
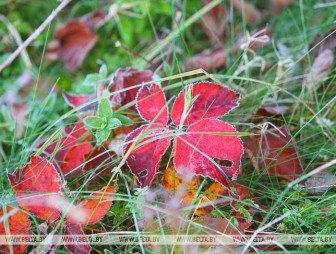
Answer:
[
  {"left": 84, "top": 147, "right": 117, "bottom": 183},
  {"left": 46, "top": 14, "right": 102, "bottom": 70},
  {"left": 64, "top": 224, "right": 92, "bottom": 254},
  {"left": 109, "top": 68, "right": 155, "bottom": 109},
  {"left": 65, "top": 122, "right": 92, "bottom": 142},
  {"left": 136, "top": 84, "right": 169, "bottom": 125},
  {"left": 174, "top": 118, "right": 244, "bottom": 186},
  {"left": 245, "top": 126, "right": 303, "bottom": 181},
  {"left": 63, "top": 91, "right": 95, "bottom": 111},
  {"left": 66, "top": 186, "right": 115, "bottom": 225},
  {"left": 171, "top": 82, "right": 240, "bottom": 126},
  {"left": 62, "top": 141, "right": 93, "bottom": 177},
  {"left": 0, "top": 207, "right": 31, "bottom": 253},
  {"left": 124, "top": 124, "right": 173, "bottom": 187},
  {"left": 7, "top": 156, "right": 63, "bottom": 221},
  {"left": 44, "top": 136, "right": 92, "bottom": 177}
]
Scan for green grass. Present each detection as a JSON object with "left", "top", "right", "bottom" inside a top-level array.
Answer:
[{"left": 1, "top": 0, "right": 336, "bottom": 253}]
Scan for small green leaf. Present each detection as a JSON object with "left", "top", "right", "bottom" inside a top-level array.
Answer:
[
  {"left": 84, "top": 116, "right": 103, "bottom": 129},
  {"left": 113, "top": 114, "right": 134, "bottom": 126},
  {"left": 98, "top": 98, "right": 113, "bottom": 119},
  {"left": 96, "top": 129, "right": 111, "bottom": 146},
  {"left": 107, "top": 118, "right": 122, "bottom": 130},
  {"left": 237, "top": 204, "right": 252, "bottom": 222}
]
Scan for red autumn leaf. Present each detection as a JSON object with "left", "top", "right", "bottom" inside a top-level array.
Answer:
[
  {"left": 84, "top": 147, "right": 117, "bottom": 183},
  {"left": 66, "top": 186, "right": 115, "bottom": 225},
  {"left": 124, "top": 124, "right": 173, "bottom": 187},
  {"left": 46, "top": 11, "right": 104, "bottom": 70},
  {"left": 109, "top": 68, "right": 155, "bottom": 109},
  {"left": 0, "top": 207, "right": 32, "bottom": 254},
  {"left": 184, "top": 48, "right": 227, "bottom": 72},
  {"left": 7, "top": 156, "right": 63, "bottom": 221},
  {"left": 136, "top": 83, "right": 169, "bottom": 125},
  {"left": 65, "top": 122, "right": 92, "bottom": 142},
  {"left": 64, "top": 224, "right": 92, "bottom": 254},
  {"left": 44, "top": 136, "right": 92, "bottom": 177},
  {"left": 62, "top": 141, "right": 93, "bottom": 177},
  {"left": 174, "top": 118, "right": 244, "bottom": 186},
  {"left": 245, "top": 126, "right": 303, "bottom": 181},
  {"left": 63, "top": 91, "right": 96, "bottom": 111},
  {"left": 171, "top": 82, "right": 240, "bottom": 126}
]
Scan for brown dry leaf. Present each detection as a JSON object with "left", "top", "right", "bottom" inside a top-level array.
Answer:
[
  {"left": 310, "top": 28, "right": 336, "bottom": 58},
  {"left": 184, "top": 48, "right": 226, "bottom": 72},
  {"left": 232, "top": 0, "right": 263, "bottom": 24},
  {"left": 46, "top": 11, "right": 105, "bottom": 70},
  {"left": 201, "top": 0, "right": 227, "bottom": 43},
  {"left": 163, "top": 165, "right": 200, "bottom": 206},
  {"left": 305, "top": 169, "right": 336, "bottom": 193},
  {"left": 305, "top": 49, "right": 334, "bottom": 90}
]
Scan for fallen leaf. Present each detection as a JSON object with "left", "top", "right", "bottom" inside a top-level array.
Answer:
[
  {"left": 171, "top": 82, "right": 240, "bottom": 126},
  {"left": 46, "top": 11, "right": 104, "bottom": 70},
  {"left": 309, "top": 28, "right": 336, "bottom": 58},
  {"left": 84, "top": 146, "right": 117, "bottom": 183},
  {"left": 43, "top": 136, "right": 92, "bottom": 177},
  {"left": 163, "top": 165, "right": 200, "bottom": 206},
  {"left": 63, "top": 91, "right": 96, "bottom": 111},
  {"left": 305, "top": 49, "right": 334, "bottom": 90},
  {"left": 65, "top": 122, "right": 92, "bottom": 142},
  {"left": 66, "top": 186, "right": 115, "bottom": 225},
  {"left": 184, "top": 48, "right": 226, "bottom": 72},
  {"left": 174, "top": 118, "right": 244, "bottom": 184},
  {"left": 124, "top": 124, "right": 173, "bottom": 187},
  {"left": 7, "top": 156, "right": 63, "bottom": 221},
  {"left": 305, "top": 169, "right": 336, "bottom": 193},
  {"left": 109, "top": 68, "right": 155, "bottom": 109},
  {"left": 64, "top": 224, "right": 92, "bottom": 254},
  {"left": 245, "top": 126, "right": 303, "bottom": 181},
  {"left": 0, "top": 207, "right": 31, "bottom": 254},
  {"left": 195, "top": 182, "right": 229, "bottom": 216},
  {"left": 136, "top": 83, "right": 169, "bottom": 125}
]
